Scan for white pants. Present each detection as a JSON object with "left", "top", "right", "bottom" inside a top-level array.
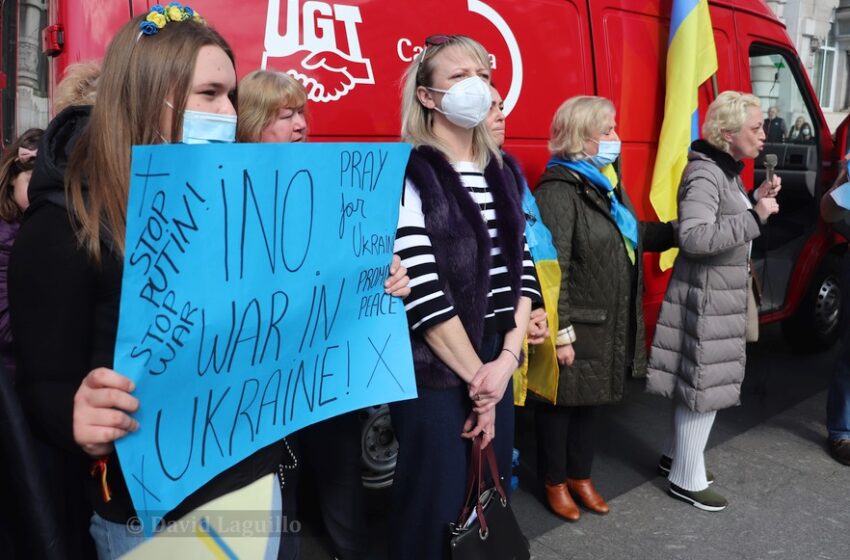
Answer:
[{"left": 664, "top": 403, "right": 717, "bottom": 491}]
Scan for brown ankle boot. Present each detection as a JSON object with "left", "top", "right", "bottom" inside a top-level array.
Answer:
[
  {"left": 567, "top": 478, "right": 609, "bottom": 514},
  {"left": 544, "top": 481, "right": 580, "bottom": 521}
]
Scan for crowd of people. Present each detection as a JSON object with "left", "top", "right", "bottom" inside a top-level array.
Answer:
[{"left": 0, "top": 5, "right": 846, "bottom": 560}]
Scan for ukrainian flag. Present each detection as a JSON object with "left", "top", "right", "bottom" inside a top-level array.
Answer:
[
  {"left": 650, "top": 0, "right": 717, "bottom": 270},
  {"left": 514, "top": 183, "right": 560, "bottom": 405}
]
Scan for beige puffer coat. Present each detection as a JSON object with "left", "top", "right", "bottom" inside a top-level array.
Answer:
[{"left": 646, "top": 146, "right": 762, "bottom": 412}]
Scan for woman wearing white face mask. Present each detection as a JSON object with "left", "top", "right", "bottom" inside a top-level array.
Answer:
[
  {"left": 390, "top": 35, "right": 539, "bottom": 559},
  {"left": 532, "top": 96, "right": 676, "bottom": 522}
]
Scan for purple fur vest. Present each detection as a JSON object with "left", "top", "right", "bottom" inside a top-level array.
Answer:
[{"left": 405, "top": 146, "right": 526, "bottom": 389}]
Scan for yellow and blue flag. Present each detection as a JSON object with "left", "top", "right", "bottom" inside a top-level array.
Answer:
[
  {"left": 650, "top": 0, "right": 717, "bottom": 270},
  {"left": 514, "top": 183, "right": 561, "bottom": 405}
]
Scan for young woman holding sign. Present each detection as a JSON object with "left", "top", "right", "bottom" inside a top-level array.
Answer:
[
  {"left": 9, "top": 10, "right": 408, "bottom": 559},
  {"left": 390, "top": 35, "right": 540, "bottom": 558}
]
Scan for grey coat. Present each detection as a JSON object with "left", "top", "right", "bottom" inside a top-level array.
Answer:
[{"left": 646, "top": 146, "right": 762, "bottom": 412}]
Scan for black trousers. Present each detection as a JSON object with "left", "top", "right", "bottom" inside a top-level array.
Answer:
[
  {"left": 388, "top": 333, "right": 514, "bottom": 560},
  {"left": 279, "top": 411, "right": 369, "bottom": 560},
  {"left": 535, "top": 404, "right": 597, "bottom": 483}
]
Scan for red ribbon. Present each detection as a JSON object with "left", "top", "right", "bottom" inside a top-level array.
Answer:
[{"left": 90, "top": 457, "right": 113, "bottom": 503}]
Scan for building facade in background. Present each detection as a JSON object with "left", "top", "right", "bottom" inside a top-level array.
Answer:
[{"left": 766, "top": 0, "right": 845, "bottom": 113}]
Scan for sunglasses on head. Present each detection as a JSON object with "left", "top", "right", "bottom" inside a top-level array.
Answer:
[{"left": 418, "top": 34, "right": 455, "bottom": 68}]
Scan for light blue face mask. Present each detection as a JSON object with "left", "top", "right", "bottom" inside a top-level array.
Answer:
[
  {"left": 587, "top": 139, "right": 621, "bottom": 168},
  {"left": 181, "top": 109, "right": 237, "bottom": 144}
]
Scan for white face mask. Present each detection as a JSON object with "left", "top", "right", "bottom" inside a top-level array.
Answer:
[{"left": 428, "top": 76, "right": 492, "bottom": 129}]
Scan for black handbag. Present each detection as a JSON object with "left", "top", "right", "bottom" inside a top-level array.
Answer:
[{"left": 449, "top": 437, "right": 530, "bottom": 560}]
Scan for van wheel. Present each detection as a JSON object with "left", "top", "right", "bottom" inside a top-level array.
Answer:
[
  {"left": 781, "top": 254, "right": 844, "bottom": 351},
  {"left": 360, "top": 405, "right": 397, "bottom": 489}
]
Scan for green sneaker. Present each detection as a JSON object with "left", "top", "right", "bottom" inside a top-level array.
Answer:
[
  {"left": 658, "top": 455, "right": 715, "bottom": 485},
  {"left": 668, "top": 483, "right": 727, "bottom": 512}
]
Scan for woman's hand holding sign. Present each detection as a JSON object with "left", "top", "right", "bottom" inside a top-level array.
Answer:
[
  {"left": 384, "top": 254, "right": 410, "bottom": 298},
  {"left": 73, "top": 367, "right": 139, "bottom": 457}
]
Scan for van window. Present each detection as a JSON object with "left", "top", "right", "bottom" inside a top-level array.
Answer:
[
  {"left": 749, "top": 47, "right": 819, "bottom": 199},
  {"left": 750, "top": 50, "right": 817, "bottom": 146},
  {"left": 748, "top": 45, "right": 821, "bottom": 314}
]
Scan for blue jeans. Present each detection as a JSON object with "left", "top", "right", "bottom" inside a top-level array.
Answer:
[
  {"left": 827, "top": 357, "right": 850, "bottom": 440},
  {"left": 89, "top": 514, "right": 150, "bottom": 559}
]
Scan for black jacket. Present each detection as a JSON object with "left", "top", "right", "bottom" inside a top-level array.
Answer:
[
  {"left": 534, "top": 165, "right": 674, "bottom": 406},
  {"left": 10, "top": 106, "right": 279, "bottom": 524}
]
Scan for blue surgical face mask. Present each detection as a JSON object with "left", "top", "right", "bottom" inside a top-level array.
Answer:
[
  {"left": 181, "top": 110, "right": 237, "bottom": 144},
  {"left": 587, "top": 139, "right": 621, "bottom": 168},
  {"left": 164, "top": 100, "right": 237, "bottom": 144}
]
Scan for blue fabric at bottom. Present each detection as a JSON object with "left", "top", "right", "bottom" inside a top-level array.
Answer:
[{"left": 827, "top": 358, "right": 850, "bottom": 440}]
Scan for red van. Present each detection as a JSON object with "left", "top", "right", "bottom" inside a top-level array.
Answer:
[{"left": 2, "top": 0, "right": 849, "bottom": 479}]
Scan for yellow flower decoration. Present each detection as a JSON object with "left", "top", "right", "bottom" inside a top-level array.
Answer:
[
  {"left": 166, "top": 6, "right": 184, "bottom": 21},
  {"left": 192, "top": 12, "right": 203, "bottom": 23},
  {"left": 146, "top": 12, "right": 167, "bottom": 28}
]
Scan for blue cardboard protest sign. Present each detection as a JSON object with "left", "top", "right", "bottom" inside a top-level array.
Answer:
[{"left": 113, "top": 142, "right": 414, "bottom": 536}]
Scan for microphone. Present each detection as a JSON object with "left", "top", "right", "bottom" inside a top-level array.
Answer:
[{"left": 764, "top": 153, "right": 778, "bottom": 186}]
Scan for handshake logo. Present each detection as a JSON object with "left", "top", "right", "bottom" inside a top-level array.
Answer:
[{"left": 263, "top": 0, "right": 375, "bottom": 102}]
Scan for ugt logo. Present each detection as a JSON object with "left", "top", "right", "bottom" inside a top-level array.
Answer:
[{"left": 263, "top": 0, "right": 375, "bottom": 102}]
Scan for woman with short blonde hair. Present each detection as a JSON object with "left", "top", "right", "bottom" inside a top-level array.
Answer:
[
  {"left": 533, "top": 95, "right": 675, "bottom": 523},
  {"left": 236, "top": 70, "right": 307, "bottom": 143},
  {"left": 548, "top": 96, "right": 616, "bottom": 159},
  {"left": 700, "top": 90, "right": 760, "bottom": 152},
  {"left": 647, "top": 91, "right": 780, "bottom": 511}
]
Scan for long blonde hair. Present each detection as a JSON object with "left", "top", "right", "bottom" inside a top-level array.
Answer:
[
  {"left": 237, "top": 70, "right": 307, "bottom": 143},
  {"left": 400, "top": 35, "right": 499, "bottom": 169},
  {"left": 66, "top": 15, "right": 234, "bottom": 261}
]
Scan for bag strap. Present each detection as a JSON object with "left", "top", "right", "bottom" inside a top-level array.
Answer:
[
  {"left": 457, "top": 437, "right": 483, "bottom": 524},
  {"left": 482, "top": 442, "right": 508, "bottom": 501},
  {"left": 456, "top": 437, "right": 509, "bottom": 526}
]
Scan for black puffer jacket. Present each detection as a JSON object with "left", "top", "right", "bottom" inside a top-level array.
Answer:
[{"left": 534, "top": 165, "right": 674, "bottom": 406}]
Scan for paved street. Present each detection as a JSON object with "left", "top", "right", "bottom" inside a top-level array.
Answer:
[{"left": 299, "top": 322, "right": 849, "bottom": 559}]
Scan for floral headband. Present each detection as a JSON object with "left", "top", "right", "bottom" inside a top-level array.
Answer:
[{"left": 139, "top": 3, "right": 203, "bottom": 37}]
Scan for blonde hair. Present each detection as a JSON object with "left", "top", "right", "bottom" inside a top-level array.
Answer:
[
  {"left": 702, "top": 91, "right": 761, "bottom": 152},
  {"left": 237, "top": 70, "right": 307, "bottom": 142},
  {"left": 400, "top": 35, "right": 499, "bottom": 169},
  {"left": 66, "top": 16, "right": 234, "bottom": 261},
  {"left": 54, "top": 61, "right": 101, "bottom": 114},
  {"left": 548, "top": 96, "right": 615, "bottom": 159}
]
